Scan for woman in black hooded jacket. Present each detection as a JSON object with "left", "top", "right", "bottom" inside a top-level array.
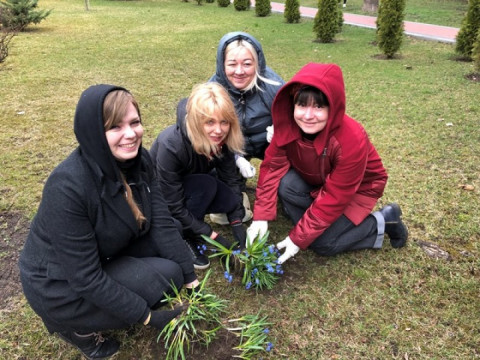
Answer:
[{"left": 19, "top": 85, "right": 198, "bottom": 359}]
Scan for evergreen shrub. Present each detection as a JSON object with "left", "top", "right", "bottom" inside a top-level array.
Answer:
[
  {"left": 455, "top": 0, "right": 480, "bottom": 59},
  {"left": 313, "top": 0, "right": 338, "bottom": 43},
  {"left": 284, "top": 0, "right": 300, "bottom": 23},
  {"left": 255, "top": 0, "right": 271, "bottom": 17},
  {"left": 0, "top": 0, "right": 51, "bottom": 31},
  {"left": 217, "top": 0, "right": 230, "bottom": 6},
  {"left": 376, "top": 0, "right": 406, "bottom": 58},
  {"left": 234, "top": 0, "right": 250, "bottom": 10}
]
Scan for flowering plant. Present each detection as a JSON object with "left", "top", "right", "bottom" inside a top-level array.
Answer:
[
  {"left": 158, "top": 270, "right": 227, "bottom": 360},
  {"left": 226, "top": 313, "right": 274, "bottom": 359},
  {"left": 202, "top": 231, "right": 283, "bottom": 290}
]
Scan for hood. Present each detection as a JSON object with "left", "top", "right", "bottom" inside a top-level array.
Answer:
[
  {"left": 272, "top": 63, "right": 346, "bottom": 155},
  {"left": 74, "top": 84, "right": 139, "bottom": 182},
  {"left": 213, "top": 32, "right": 268, "bottom": 94}
]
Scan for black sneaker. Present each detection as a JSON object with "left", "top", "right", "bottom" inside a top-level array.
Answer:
[
  {"left": 57, "top": 331, "right": 119, "bottom": 359},
  {"left": 185, "top": 238, "right": 210, "bottom": 270}
]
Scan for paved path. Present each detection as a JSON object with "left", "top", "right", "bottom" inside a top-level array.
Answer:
[{"left": 267, "top": 1, "right": 459, "bottom": 43}]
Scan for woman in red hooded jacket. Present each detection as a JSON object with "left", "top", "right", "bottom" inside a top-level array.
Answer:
[{"left": 246, "top": 63, "right": 408, "bottom": 263}]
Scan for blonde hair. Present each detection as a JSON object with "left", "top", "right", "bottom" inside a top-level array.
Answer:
[
  {"left": 103, "top": 90, "right": 146, "bottom": 228},
  {"left": 185, "top": 83, "right": 244, "bottom": 160},
  {"left": 224, "top": 39, "right": 282, "bottom": 92}
]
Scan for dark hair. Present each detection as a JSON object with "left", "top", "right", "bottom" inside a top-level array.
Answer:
[{"left": 294, "top": 86, "right": 329, "bottom": 108}]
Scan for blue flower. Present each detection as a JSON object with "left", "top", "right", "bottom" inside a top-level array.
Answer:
[
  {"left": 255, "top": 278, "right": 260, "bottom": 285},
  {"left": 265, "top": 342, "right": 273, "bottom": 352},
  {"left": 232, "top": 249, "right": 241, "bottom": 255},
  {"left": 263, "top": 328, "right": 270, "bottom": 334},
  {"left": 263, "top": 251, "right": 268, "bottom": 257},
  {"left": 268, "top": 245, "right": 275, "bottom": 254},
  {"left": 245, "top": 282, "right": 252, "bottom": 290},
  {"left": 202, "top": 244, "right": 207, "bottom": 251},
  {"left": 266, "top": 264, "right": 274, "bottom": 273},
  {"left": 197, "top": 245, "right": 204, "bottom": 255},
  {"left": 252, "top": 268, "right": 258, "bottom": 275}
]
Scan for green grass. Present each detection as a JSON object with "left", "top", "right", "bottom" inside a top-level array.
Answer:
[
  {"left": 291, "top": 0, "right": 469, "bottom": 28},
  {"left": 1, "top": 0, "right": 479, "bottom": 359}
]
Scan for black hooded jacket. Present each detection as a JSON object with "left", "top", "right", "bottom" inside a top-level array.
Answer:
[
  {"left": 19, "top": 84, "right": 195, "bottom": 333},
  {"left": 150, "top": 97, "right": 245, "bottom": 237}
]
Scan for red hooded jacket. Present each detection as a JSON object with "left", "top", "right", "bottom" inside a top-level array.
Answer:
[{"left": 253, "top": 63, "right": 388, "bottom": 249}]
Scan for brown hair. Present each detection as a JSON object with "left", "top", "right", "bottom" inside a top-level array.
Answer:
[
  {"left": 185, "top": 83, "right": 244, "bottom": 160},
  {"left": 103, "top": 90, "right": 146, "bottom": 228}
]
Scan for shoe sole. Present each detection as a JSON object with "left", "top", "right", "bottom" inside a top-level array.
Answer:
[{"left": 193, "top": 262, "right": 210, "bottom": 270}]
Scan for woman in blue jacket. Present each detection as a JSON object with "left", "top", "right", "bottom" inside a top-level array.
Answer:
[
  {"left": 208, "top": 32, "right": 285, "bottom": 224},
  {"left": 19, "top": 85, "right": 198, "bottom": 359}
]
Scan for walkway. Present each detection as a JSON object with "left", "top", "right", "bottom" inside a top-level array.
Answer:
[{"left": 267, "top": 1, "right": 459, "bottom": 44}]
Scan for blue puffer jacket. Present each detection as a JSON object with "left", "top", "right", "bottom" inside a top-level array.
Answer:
[{"left": 209, "top": 32, "right": 284, "bottom": 159}]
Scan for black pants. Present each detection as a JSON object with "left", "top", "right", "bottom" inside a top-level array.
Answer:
[
  {"left": 183, "top": 174, "right": 241, "bottom": 220},
  {"left": 278, "top": 168, "right": 384, "bottom": 257}
]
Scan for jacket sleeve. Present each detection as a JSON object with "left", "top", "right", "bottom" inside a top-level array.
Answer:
[
  {"left": 150, "top": 132, "right": 212, "bottom": 237},
  {"left": 145, "top": 175, "right": 197, "bottom": 284},
  {"left": 252, "top": 139, "right": 291, "bottom": 220},
  {"left": 42, "top": 170, "right": 150, "bottom": 325},
  {"left": 289, "top": 133, "right": 370, "bottom": 249}
]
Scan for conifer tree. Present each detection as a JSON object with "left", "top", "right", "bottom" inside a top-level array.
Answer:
[
  {"left": 472, "top": 29, "right": 480, "bottom": 72},
  {"left": 0, "top": 0, "right": 51, "bottom": 31},
  {"left": 284, "top": 0, "right": 300, "bottom": 23},
  {"left": 313, "top": 0, "right": 338, "bottom": 43},
  {"left": 255, "top": 0, "right": 271, "bottom": 16},
  {"left": 455, "top": 0, "right": 480, "bottom": 59},
  {"left": 376, "top": 0, "right": 406, "bottom": 58}
]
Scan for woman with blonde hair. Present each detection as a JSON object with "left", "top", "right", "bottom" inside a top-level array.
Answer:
[
  {"left": 150, "top": 82, "right": 247, "bottom": 269},
  {"left": 208, "top": 31, "right": 285, "bottom": 225},
  {"left": 19, "top": 84, "right": 198, "bottom": 359}
]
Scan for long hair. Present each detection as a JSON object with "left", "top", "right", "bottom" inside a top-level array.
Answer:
[
  {"left": 224, "top": 39, "right": 282, "bottom": 92},
  {"left": 103, "top": 90, "right": 146, "bottom": 228},
  {"left": 185, "top": 83, "right": 244, "bottom": 160}
]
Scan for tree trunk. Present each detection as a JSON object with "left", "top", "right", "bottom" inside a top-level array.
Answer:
[
  {"left": 85, "top": 0, "right": 90, "bottom": 11},
  {"left": 362, "top": 0, "right": 378, "bottom": 13}
]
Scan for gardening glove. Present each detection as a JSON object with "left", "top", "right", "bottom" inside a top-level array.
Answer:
[
  {"left": 235, "top": 156, "right": 256, "bottom": 178},
  {"left": 231, "top": 221, "right": 247, "bottom": 249},
  {"left": 148, "top": 304, "right": 187, "bottom": 330},
  {"left": 266, "top": 125, "right": 274, "bottom": 143},
  {"left": 276, "top": 236, "right": 300, "bottom": 264},
  {"left": 246, "top": 220, "right": 268, "bottom": 247}
]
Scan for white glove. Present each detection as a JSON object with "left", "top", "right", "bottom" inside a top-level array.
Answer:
[
  {"left": 246, "top": 220, "right": 268, "bottom": 246},
  {"left": 276, "top": 236, "right": 300, "bottom": 264},
  {"left": 266, "top": 125, "right": 274, "bottom": 143},
  {"left": 236, "top": 156, "right": 256, "bottom": 178}
]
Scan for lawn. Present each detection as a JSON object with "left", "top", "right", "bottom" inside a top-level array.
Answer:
[{"left": 0, "top": 0, "right": 479, "bottom": 359}]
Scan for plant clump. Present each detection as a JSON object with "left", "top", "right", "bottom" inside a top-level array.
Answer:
[
  {"left": 376, "top": 0, "right": 406, "bottom": 58},
  {"left": 158, "top": 270, "right": 275, "bottom": 360},
  {"left": 203, "top": 231, "right": 283, "bottom": 290}
]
